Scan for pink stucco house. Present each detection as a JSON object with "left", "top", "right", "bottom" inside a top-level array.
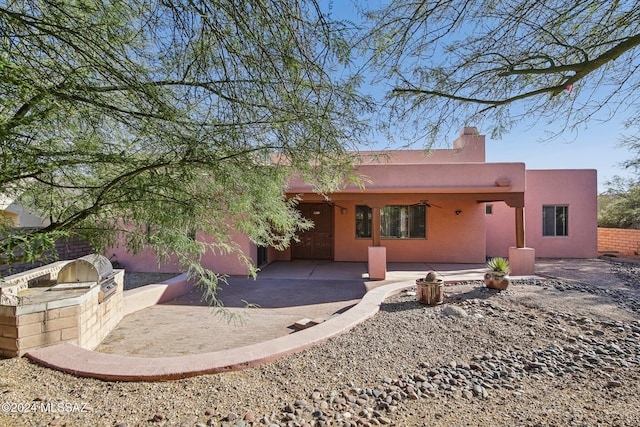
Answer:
[{"left": 112, "top": 127, "right": 597, "bottom": 277}]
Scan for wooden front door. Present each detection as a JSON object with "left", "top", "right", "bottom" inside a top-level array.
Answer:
[{"left": 292, "top": 203, "right": 334, "bottom": 260}]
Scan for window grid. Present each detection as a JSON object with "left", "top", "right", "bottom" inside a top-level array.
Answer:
[
  {"left": 355, "top": 205, "right": 372, "bottom": 238},
  {"left": 355, "top": 205, "right": 426, "bottom": 239}
]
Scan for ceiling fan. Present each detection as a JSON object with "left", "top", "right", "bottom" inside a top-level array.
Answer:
[{"left": 412, "top": 200, "right": 442, "bottom": 208}]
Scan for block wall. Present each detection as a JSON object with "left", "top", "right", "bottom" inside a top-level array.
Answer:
[
  {"left": 0, "top": 305, "right": 80, "bottom": 357},
  {"left": 598, "top": 227, "right": 640, "bottom": 256},
  {"left": 0, "top": 234, "right": 93, "bottom": 277},
  {"left": 55, "top": 238, "right": 94, "bottom": 261},
  {"left": 0, "top": 309, "right": 17, "bottom": 358},
  {"left": 78, "top": 270, "right": 124, "bottom": 350}
]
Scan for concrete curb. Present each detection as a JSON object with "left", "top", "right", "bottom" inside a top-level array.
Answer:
[
  {"left": 25, "top": 281, "right": 412, "bottom": 381},
  {"left": 122, "top": 273, "right": 192, "bottom": 316}
]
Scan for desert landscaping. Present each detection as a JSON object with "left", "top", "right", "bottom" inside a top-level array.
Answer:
[{"left": 1, "top": 258, "right": 639, "bottom": 427}]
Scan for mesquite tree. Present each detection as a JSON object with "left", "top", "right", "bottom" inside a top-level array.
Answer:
[
  {"left": 0, "top": 1, "right": 369, "bottom": 296},
  {"left": 362, "top": 0, "right": 640, "bottom": 144}
]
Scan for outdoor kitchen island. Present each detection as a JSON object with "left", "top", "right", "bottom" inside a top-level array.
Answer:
[{"left": 0, "top": 255, "right": 124, "bottom": 358}]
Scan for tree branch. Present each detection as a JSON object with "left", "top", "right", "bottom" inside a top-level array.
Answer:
[
  {"left": 392, "top": 83, "right": 565, "bottom": 106},
  {"left": 498, "top": 33, "right": 640, "bottom": 89}
]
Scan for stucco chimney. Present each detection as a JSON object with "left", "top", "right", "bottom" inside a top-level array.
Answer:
[{"left": 453, "top": 127, "right": 485, "bottom": 162}]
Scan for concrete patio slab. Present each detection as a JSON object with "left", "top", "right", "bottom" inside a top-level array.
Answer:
[
  {"left": 25, "top": 260, "right": 549, "bottom": 381},
  {"left": 26, "top": 281, "right": 410, "bottom": 381},
  {"left": 93, "top": 277, "right": 366, "bottom": 357}
]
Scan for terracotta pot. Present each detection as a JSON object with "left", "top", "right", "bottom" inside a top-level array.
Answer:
[
  {"left": 484, "top": 272, "right": 510, "bottom": 290},
  {"left": 416, "top": 279, "right": 444, "bottom": 305}
]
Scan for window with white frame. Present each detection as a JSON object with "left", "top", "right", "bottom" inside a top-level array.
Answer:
[
  {"left": 356, "top": 205, "right": 426, "bottom": 239},
  {"left": 542, "top": 205, "right": 568, "bottom": 236}
]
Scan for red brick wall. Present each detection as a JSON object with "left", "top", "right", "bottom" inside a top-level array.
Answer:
[
  {"left": 598, "top": 227, "right": 640, "bottom": 256},
  {"left": 55, "top": 238, "right": 93, "bottom": 261}
]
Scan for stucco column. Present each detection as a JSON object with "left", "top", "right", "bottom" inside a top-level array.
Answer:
[
  {"left": 368, "top": 246, "right": 386, "bottom": 280},
  {"left": 509, "top": 246, "right": 535, "bottom": 275},
  {"left": 367, "top": 204, "right": 385, "bottom": 280},
  {"left": 511, "top": 206, "right": 535, "bottom": 275},
  {"left": 371, "top": 206, "right": 381, "bottom": 247},
  {"left": 515, "top": 207, "right": 525, "bottom": 248}
]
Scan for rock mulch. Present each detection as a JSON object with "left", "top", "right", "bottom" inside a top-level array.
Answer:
[
  {"left": 1, "top": 260, "right": 640, "bottom": 426},
  {"left": 123, "top": 272, "right": 179, "bottom": 290}
]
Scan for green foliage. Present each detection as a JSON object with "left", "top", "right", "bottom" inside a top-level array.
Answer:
[
  {"left": 0, "top": 227, "right": 68, "bottom": 271},
  {"left": 487, "top": 257, "right": 510, "bottom": 274},
  {"left": 598, "top": 177, "right": 640, "bottom": 229},
  {"left": 0, "top": 1, "right": 370, "bottom": 300}
]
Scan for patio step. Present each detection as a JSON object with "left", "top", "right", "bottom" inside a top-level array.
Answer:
[{"left": 293, "top": 317, "right": 326, "bottom": 330}]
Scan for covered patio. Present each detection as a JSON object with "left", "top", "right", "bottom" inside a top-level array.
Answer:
[
  {"left": 274, "top": 128, "right": 537, "bottom": 280},
  {"left": 256, "top": 259, "right": 489, "bottom": 286}
]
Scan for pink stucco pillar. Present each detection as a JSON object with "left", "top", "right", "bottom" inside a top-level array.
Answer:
[
  {"left": 368, "top": 246, "right": 386, "bottom": 280},
  {"left": 371, "top": 207, "right": 381, "bottom": 247},
  {"left": 509, "top": 247, "right": 535, "bottom": 276}
]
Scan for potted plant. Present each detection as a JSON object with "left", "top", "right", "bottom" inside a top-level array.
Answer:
[
  {"left": 484, "top": 257, "right": 510, "bottom": 290},
  {"left": 416, "top": 270, "right": 444, "bottom": 305}
]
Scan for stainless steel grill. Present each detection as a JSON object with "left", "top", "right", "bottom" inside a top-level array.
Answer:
[{"left": 56, "top": 254, "right": 117, "bottom": 303}]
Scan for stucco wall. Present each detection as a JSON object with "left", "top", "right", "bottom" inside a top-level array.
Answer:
[
  {"left": 486, "top": 170, "right": 598, "bottom": 258},
  {"left": 525, "top": 170, "right": 597, "bottom": 258},
  {"left": 358, "top": 129, "right": 486, "bottom": 164},
  {"left": 108, "top": 231, "right": 254, "bottom": 276},
  {"left": 485, "top": 201, "right": 516, "bottom": 257},
  {"left": 598, "top": 227, "right": 640, "bottom": 256},
  {"left": 334, "top": 199, "right": 486, "bottom": 263},
  {"left": 288, "top": 162, "right": 526, "bottom": 195},
  {"left": 1, "top": 203, "right": 46, "bottom": 227}
]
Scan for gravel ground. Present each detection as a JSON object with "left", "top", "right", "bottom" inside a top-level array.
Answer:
[
  {"left": 1, "top": 259, "right": 640, "bottom": 427},
  {"left": 124, "top": 272, "right": 180, "bottom": 291}
]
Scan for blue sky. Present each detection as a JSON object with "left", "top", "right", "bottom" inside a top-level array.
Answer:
[
  {"left": 326, "top": 0, "right": 636, "bottom": 193},
  {"left": 483, "top": 120, "right": 633, "bottom": 193}
]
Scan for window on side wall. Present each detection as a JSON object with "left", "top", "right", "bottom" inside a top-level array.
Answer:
[
  {"left": 542, "top": 205, "right": 568, "bottom": 236},
  {"left": 355, "top": 205, "right": 427, "bottom": 239}
]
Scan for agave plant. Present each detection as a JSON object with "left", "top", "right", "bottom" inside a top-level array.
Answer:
[{"left": 486, "top": 257, "right": 510, "bottom": 274}]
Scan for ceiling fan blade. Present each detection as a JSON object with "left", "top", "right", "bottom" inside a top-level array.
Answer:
[{"left": 411, "top": 200, "right": 441, "bottom": 208}]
